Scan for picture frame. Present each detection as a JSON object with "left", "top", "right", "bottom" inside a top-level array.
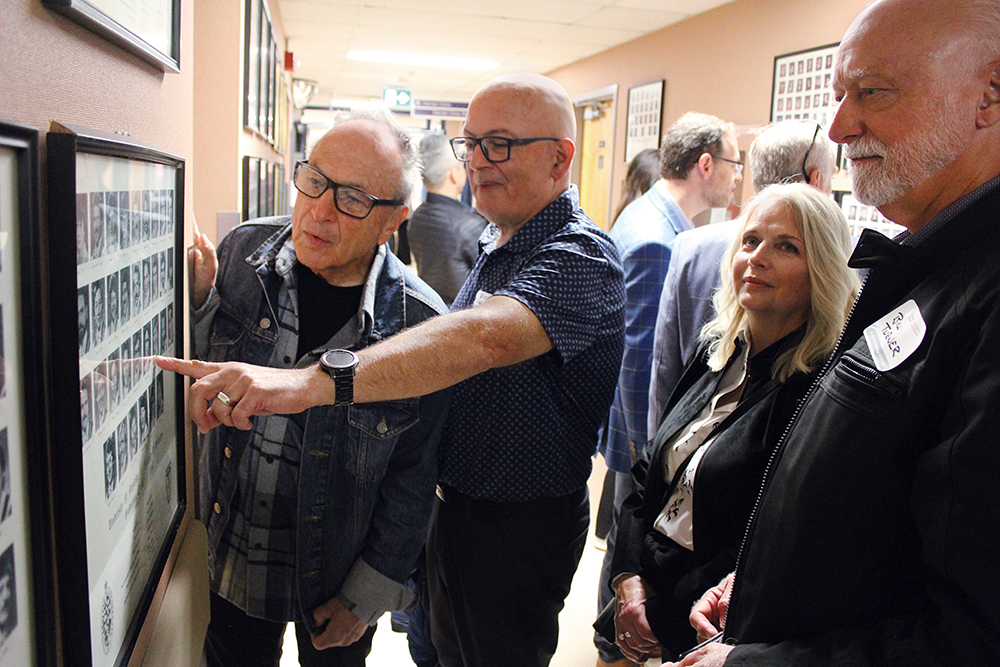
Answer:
[
  {"left": 242, "top": 156, "right": 260, "bottom": 222},
  {"left": 770, "top": 43, "right": 839, "bottom": 126},
  {"left": 242, "top": 0, "right": 262, "bottom": 132},
  {"left": 624, "top": 80, "right": 663, "bottom": 164},
  {"left": 42, "top": 0, "right": 181, "bottom": 73},
  {"left": 46, "top": 122, "right": 186, "bottom": 667},
  {"left": 0, "top": 121, "right": 57, "bottom": 667},
  {"left": 243, "top": 0, "right": 285, "bottom": 150}
]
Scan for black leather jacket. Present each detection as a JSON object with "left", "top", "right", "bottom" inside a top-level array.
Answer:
[{"left": 725, "top": 184, "right": 1000, "bottom": 666}]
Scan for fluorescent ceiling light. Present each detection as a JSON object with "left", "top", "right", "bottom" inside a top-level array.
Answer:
[{"left": 347, "top": 50, "right": 498, "bottom": 71}]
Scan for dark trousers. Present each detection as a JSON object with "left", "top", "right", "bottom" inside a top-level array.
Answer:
[
  {"left": 205, "top": 592, "right": 376, "bottom": 667},
  {"left": 426, "top": 485, "right": 589, "bottom": 667}
]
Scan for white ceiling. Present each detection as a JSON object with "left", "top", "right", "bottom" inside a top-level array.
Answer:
[{"left": 278, "top": 0, "right": 735, "bottom": 107}]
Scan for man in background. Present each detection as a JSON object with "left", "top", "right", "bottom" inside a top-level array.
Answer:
[
  {"left": 597, "top": 112, "right": 742, "bottom": 667},
  {"left": 408, "top": 132, "right": 488, "bottom": 307}
]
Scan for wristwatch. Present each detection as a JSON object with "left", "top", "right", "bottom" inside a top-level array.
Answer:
[{"left": 319, "top": 349, "right": 359, "bottom": 406}]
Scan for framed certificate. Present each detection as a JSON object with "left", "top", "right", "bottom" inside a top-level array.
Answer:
[
  {"left": 42, "top": 0, "right": 181, "bottom": 73},
  {"left": 46, "top": 122, "right": 185, "bottom": 667},
  {"left": 0, "top": 121, "right": 57, "bottom": 667}
]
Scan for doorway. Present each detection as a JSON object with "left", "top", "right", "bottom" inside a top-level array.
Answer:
[{"left": 573, "top": 87, "right": 616, "bottom": 230}]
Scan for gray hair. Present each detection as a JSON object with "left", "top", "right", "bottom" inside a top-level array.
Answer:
[
  {"left": 660, "top": 112, "right": 736, "bottom": 180},
  {"left": 419, "top": 133, "right": 459, "bottom": 190},
  {"left": 749, "top": 120, "right": 837, "bottom": 193},
  {"left": 332, "top": 107, "right": 420, "bottom": 202}
]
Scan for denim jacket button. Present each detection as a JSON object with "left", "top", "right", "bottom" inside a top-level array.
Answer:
[
  {"left": 376, "top": 417, "right": 388, "bottom": 435},
  {"left": 224, "top": 447, "right": 232, "bottom": 459},
  {"left": 260, "top": 317, "right": 271, "bottom": 329},
  {"left": 214, "top": 502, "right": 222, "bottom": 514}
]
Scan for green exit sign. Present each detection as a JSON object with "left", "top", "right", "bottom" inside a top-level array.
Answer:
[{"left": 383, "top": 88, "right": 412, "bottom": 107}]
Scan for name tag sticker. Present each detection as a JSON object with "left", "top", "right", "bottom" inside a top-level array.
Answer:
[
  {"left": 473, "top": 290, "right": 492, "bottom": 307},
  {"left": 863, "top": 299, "right": 926, "bottom": 371}
]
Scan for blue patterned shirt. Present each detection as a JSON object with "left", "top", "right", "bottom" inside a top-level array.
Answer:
[{"left": 439, "top": 186, "right": 625, "bottom": 502}]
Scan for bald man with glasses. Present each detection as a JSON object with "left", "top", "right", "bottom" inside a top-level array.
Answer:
[{"left": 184, "top": 108, "right": 450, "bottom": 667}]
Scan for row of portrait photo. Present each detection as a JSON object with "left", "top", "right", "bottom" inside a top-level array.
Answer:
[
  {"left": 77, "top": 250, "right": 174, "bottom": 358},
  {"left": 79, "top": 305, "right": 173, "bottom": 447},
  {"left": 75, "top": 189, "right": 175, "bottom": 266},
  {"left": 104, "top": 372, "right": 164, "bottom": 501}
]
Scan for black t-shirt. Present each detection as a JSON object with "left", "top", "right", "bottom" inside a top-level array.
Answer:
[{"left": 294, "top": 262, "right": 363, "bottom": 361}]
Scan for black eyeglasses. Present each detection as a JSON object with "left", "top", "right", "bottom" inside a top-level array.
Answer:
[
  {"left": 801, "top": 122, "right": 822, "bottom": 184},
  {"left": 450, "top": 136, "right": 559, "bottom": 163},
  {"left": 712, "top": 155, "right": 744, "bottom": 176},
  {"left": 293, "top": 162, "right": 403, "bottom": 219}
]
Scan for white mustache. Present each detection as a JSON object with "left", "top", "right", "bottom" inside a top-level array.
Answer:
[{"left": 845, "top": 138, "right": 886, "bottom": 161}]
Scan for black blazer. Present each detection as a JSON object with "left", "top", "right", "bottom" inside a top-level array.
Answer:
[{"left": 605, "top": 330, "right": 814, "bottom": 658}]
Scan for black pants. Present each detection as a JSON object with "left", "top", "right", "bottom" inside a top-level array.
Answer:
[
  {"left": 426, "top": 485, "right": 589, "bottom": 667},
  {"left": 205, "top": 592, "right": 376, "bottom": 667}
]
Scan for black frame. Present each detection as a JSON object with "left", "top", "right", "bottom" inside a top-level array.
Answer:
[
  {"left": 769, "top": 42, "right": 839, "bottom": 125},
  {"left": 243, "top": 0, "right": 285, "bottom": 150},
  {"left": 624, "top": 80, "right": 664, "bottom": 164},
  {"left": 0, "top": 121, "right": 57, "bottom": 666},
  {"left": 46, "top": 123, "right": 186, "bottom": 667},
  {"left": 42, "top": 0, "right": 181, "bottom": 73}
]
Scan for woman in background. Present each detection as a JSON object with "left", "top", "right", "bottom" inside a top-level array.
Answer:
[{"left": 611, "top": 148, "right": 662, "bottom": 226}]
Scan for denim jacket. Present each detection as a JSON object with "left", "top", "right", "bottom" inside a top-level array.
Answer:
[{"left": 194, "top": 217, "right": 450, "bottom": 627}]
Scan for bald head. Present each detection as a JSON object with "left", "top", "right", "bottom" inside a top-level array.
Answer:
[
  {"left": 845, "top": 0, "right": 999, "bottom": 81},
  {"left": 472, "top": 73, "right": 576, "bottom": 141}
]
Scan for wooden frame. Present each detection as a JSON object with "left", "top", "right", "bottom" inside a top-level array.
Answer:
[
  {"left": 46, "top": 123, "right": 186, "bottom": 667},
  {"left": 625, "top": 80, "right": 663, "bottom": 164},
  {"left": 0, "top": 121, "right": 57, "bottom": 667},
  {"left": 42, "top": 0, "right": 181, "bottom": 73}
]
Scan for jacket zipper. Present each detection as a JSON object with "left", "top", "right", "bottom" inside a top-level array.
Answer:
[{"left": 723, "top": 273, "right": 869, "bottom": 637}]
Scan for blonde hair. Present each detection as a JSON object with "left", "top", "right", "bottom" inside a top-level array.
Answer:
[{"left": 701, "top": 183, "right": 860, "bottom": 381}]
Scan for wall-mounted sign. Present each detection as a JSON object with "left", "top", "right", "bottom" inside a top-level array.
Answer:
[{"left": 383, "top": 88, "right": 412, "bottom": 108}]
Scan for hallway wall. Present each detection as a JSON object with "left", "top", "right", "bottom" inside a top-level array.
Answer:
[{"left": 547, "top": 0, "right": 870, "bottom": 214}]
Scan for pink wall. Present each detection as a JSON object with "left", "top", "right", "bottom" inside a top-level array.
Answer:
[{"left": 548, "top": 0, "right": 871, "bottom": 213}]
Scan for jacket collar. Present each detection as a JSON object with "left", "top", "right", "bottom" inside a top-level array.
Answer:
[{"left": 243, "top": 219, "right": 405, "bottom": 346}]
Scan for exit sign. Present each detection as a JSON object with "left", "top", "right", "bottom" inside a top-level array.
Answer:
[{"left": 383, "top": 88, "right": 412, "bottom": 107}]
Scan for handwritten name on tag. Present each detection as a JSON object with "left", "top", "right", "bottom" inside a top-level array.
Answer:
[{"left": 863, "top": 299, "right": 926, "bottom": 371}]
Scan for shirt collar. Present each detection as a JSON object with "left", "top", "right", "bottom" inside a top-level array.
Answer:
[
  {"left": 895, "top": 174, "right": 1000, "bottom": 246},
  {"left": 481, "top": 185, "right": 579, "bottom": 255}
]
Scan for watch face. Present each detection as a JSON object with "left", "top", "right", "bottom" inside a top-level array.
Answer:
[{"left": 322, "top": 349, "right": 357, "bottom": 370}]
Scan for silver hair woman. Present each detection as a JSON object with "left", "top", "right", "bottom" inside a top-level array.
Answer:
[{"left": 604, "top": 183, "right": 859, "bottom": 663}]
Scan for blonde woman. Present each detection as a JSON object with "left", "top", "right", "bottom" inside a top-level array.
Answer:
[{"left": 603, "top": 183, "right": 859, "bottom": 662}]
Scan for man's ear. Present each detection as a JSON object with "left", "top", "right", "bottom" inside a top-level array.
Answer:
[
  {"left": 976, "top": 60, "right": 1000, "bottom": 129},
  {"left": 377, "top": 206, "right": 407, "bottom": 246},
  {"left": 806, "top": 166, "right": 831, "bottom": 194},
  {"left": 550, "top": 139, "right": 575, "bottom": 180},
  {"left": 696, "top": 152, "right": 714, "bottom": 179}
]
